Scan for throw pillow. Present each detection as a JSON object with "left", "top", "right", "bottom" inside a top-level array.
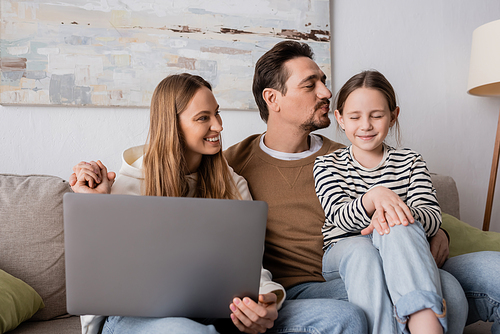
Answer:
[
  {"left": 441, "top": 213, "right": 500, "bottom": 258},
  {"left": 0, "top": 269, "right": 44, "bottom": 333}
]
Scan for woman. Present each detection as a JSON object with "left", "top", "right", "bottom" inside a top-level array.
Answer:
[{"left": 70, "top": 73, "right": 284, "bottom": 334}]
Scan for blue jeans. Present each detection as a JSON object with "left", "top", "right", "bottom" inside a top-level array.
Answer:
[
  {"left": 320, "top": 222, "right": 446, "bottom": 334},
  {"left": 102, "top": 316, "right": 219, "bottom": 334},
  {"left": 102, "top": 298, "right": 368, "bottom": 333},
  {"left": 442, "top": 251, "right": 500, "bottom": 334},
  {"left": 287, "top": 269, "right": 467, "bottom": 334}
]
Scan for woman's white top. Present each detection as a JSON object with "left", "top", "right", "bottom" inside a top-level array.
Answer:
[{"left": 80, "top": 145, "right": 285, "bottom": 334}]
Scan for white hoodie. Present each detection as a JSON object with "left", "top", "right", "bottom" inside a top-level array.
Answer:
[{"left": 80, "top": 145, "right": 285, "bottom": 334}]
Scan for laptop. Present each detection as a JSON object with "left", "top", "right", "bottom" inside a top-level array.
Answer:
[{"left": 63, "top": 193, "right": 268, "bottom": 318}]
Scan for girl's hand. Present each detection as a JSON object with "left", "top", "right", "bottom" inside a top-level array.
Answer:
[
  {"left": 229, "top": 293, "right": 278, "bottom": 333},
  {"left": 362, "top": 186, "right": 414, "bottom": 228},
  {"left": 70, "top": 160, "right": 115, "bottom": 194},
  {"left": 361, "top": 209, "right": 389, "bottom": 235}
]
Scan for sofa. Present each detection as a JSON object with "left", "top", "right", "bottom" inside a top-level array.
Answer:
[{"left": 0, "top": 172, "right": 497, "bottom": 333}]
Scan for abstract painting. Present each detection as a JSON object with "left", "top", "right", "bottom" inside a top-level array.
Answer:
[{"left": 0, "top": 0, "right": 331, "bottom": 109}]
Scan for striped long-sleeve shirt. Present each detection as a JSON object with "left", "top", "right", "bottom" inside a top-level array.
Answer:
[{"left": 314, "top": 144, "right": 441, "bottom": 250}]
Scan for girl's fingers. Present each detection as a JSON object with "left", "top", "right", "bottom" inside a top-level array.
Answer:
[
  {"left": 378, "top": 217, "right": 390, "bottom": 235},
  {"left": 402, "top": 204, "right": 415, "bottom": 223},
  {"left": 371, "top": 212, "right": 387, "bottom": 235}
]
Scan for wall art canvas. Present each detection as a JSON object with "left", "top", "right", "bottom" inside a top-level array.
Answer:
[{"left": 0, "top": 0, "right": 330, "bottom": 109}]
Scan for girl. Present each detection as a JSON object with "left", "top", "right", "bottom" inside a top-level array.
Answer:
[
  {"left": 313, "top": 70, "right": 447, "bottom": 334},
  {"left": 70, "top": 73, "right": 285, "bottom": 334}
]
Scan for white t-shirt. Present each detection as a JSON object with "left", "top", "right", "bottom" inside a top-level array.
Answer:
[{"left": 259, "top": 133, "right": 323, "bottom": 160}]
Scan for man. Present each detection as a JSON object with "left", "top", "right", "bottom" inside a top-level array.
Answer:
[{"left": 225, "top": 40, "right": 498, "bottom": 333}]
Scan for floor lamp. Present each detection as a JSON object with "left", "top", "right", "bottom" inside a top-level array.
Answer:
[{"left": 467, "top": 19, "right": 500, "bottom": 231}]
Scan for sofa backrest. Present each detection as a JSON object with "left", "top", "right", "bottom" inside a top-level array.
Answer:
[
  {"left": 0, "top": 174, "right": 72, "bottom": 321},
  {"left": 430, "top": 173, "right": 460, "bottom": 220}
]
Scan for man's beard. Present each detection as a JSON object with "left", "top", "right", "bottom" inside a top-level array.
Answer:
[{"left": 300, "top": 100, "right": 331, "bottom": 132}]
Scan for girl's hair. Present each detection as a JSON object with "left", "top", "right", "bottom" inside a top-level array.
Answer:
[
  {"left": 335, "top": 70, "right": 401, "bottom": 145},
  {"left": 143, "top": 73, "right": 241, "bottom": 200}
]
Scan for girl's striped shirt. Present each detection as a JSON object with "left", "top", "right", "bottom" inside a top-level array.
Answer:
[{"left": 313, "top": 144, "right": 441, "bottom": 250}]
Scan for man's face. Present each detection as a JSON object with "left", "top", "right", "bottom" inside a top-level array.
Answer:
[{"left": 276, "top": 57, "right": 332, "bottom": 132}]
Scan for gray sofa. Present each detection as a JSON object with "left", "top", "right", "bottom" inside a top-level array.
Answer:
[{"left": 0, "top": 172, "right": 465, "bottom": 333}]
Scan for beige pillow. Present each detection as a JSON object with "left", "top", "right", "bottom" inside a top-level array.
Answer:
[{"left": 0, "top": 174, "right": 72, "bottom": 320}]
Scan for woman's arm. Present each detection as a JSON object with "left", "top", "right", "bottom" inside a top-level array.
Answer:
[{"left": 258, "top": 267, "right": 285, "bottom": 309}]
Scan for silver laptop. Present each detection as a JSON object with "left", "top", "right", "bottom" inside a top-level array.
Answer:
[{"left": 63, "top": 193, "right": 268, "bottom": 318}]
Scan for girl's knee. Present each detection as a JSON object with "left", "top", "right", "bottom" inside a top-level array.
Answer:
[
  {"left": 378, "top": 221, "right": 426, "bottom": 244},
  {"left": 393, "top": 220, "right": 424, "bottom": 235}
]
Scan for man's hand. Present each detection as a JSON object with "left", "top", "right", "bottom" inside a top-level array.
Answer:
[
  {"left": 429, "top": 229, "right": 449, "bottom": 267},
  {"left": 70, "top": 160, "right": 115, "bottom": 194},
  {"left": 229, "top": 293, "right": 278, "bottom": 334}
]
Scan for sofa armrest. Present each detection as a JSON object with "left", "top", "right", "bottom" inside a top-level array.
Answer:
[{"left": 430, "top": 173, "right": 460, "bottom": 220}]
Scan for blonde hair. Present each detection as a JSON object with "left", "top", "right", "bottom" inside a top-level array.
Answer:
[{"left": 143, "top": 73, "right": 241, "bottom": 199}]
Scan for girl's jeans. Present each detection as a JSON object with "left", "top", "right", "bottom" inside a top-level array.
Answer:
[{"left": 322, "top": 221, "right": 447, "bottom": 334}]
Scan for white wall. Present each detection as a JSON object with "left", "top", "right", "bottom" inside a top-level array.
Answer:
[
  {"left": 1, "top": 0, "right": 499, "bottom": 232},
  {"left": 330, "top": 0, "right": 500, "bottom": 232}
]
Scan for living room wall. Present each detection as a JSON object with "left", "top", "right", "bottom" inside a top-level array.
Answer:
[{"left": 1, "top": 0, "right": 500, "bottom": 232}]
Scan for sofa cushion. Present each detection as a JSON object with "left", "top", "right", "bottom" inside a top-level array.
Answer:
[
  {"left": 0, "top": 269, "right": 45, "bottom": 333},
  {"left": 8, "top": 316, "right": 81, "bottom": 334},
  {"left": 0, "top": 174, "right": 72, "bottom": 321},
  {"left": 441, "top": 213, "right": 500, "bottom": 258}
]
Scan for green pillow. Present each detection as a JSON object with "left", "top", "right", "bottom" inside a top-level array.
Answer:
[
  {"left": 0, "top": 269, "right": 44, "bottom": 333},
  {"left": 441, "top": 213, "right": 500, "bottom": 258}
]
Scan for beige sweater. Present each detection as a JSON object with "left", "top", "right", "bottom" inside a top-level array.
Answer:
[{"left": 225, "top": 134, "right": 344, "bottom": 289}]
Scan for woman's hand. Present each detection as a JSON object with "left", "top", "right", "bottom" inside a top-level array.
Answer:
[
  {"left": 229, "top": 293, "right": 278, "bottom": 334},
  {"left": 69, "top": 160, "right": 115, "bottom": 194},
  {"left": 362, "top": 186, "right": 414, "bottom": 233}
]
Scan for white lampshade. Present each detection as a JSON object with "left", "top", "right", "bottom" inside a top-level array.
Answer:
[{"left": 467, "top": 19, "right": 500, "bottom": 96}]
